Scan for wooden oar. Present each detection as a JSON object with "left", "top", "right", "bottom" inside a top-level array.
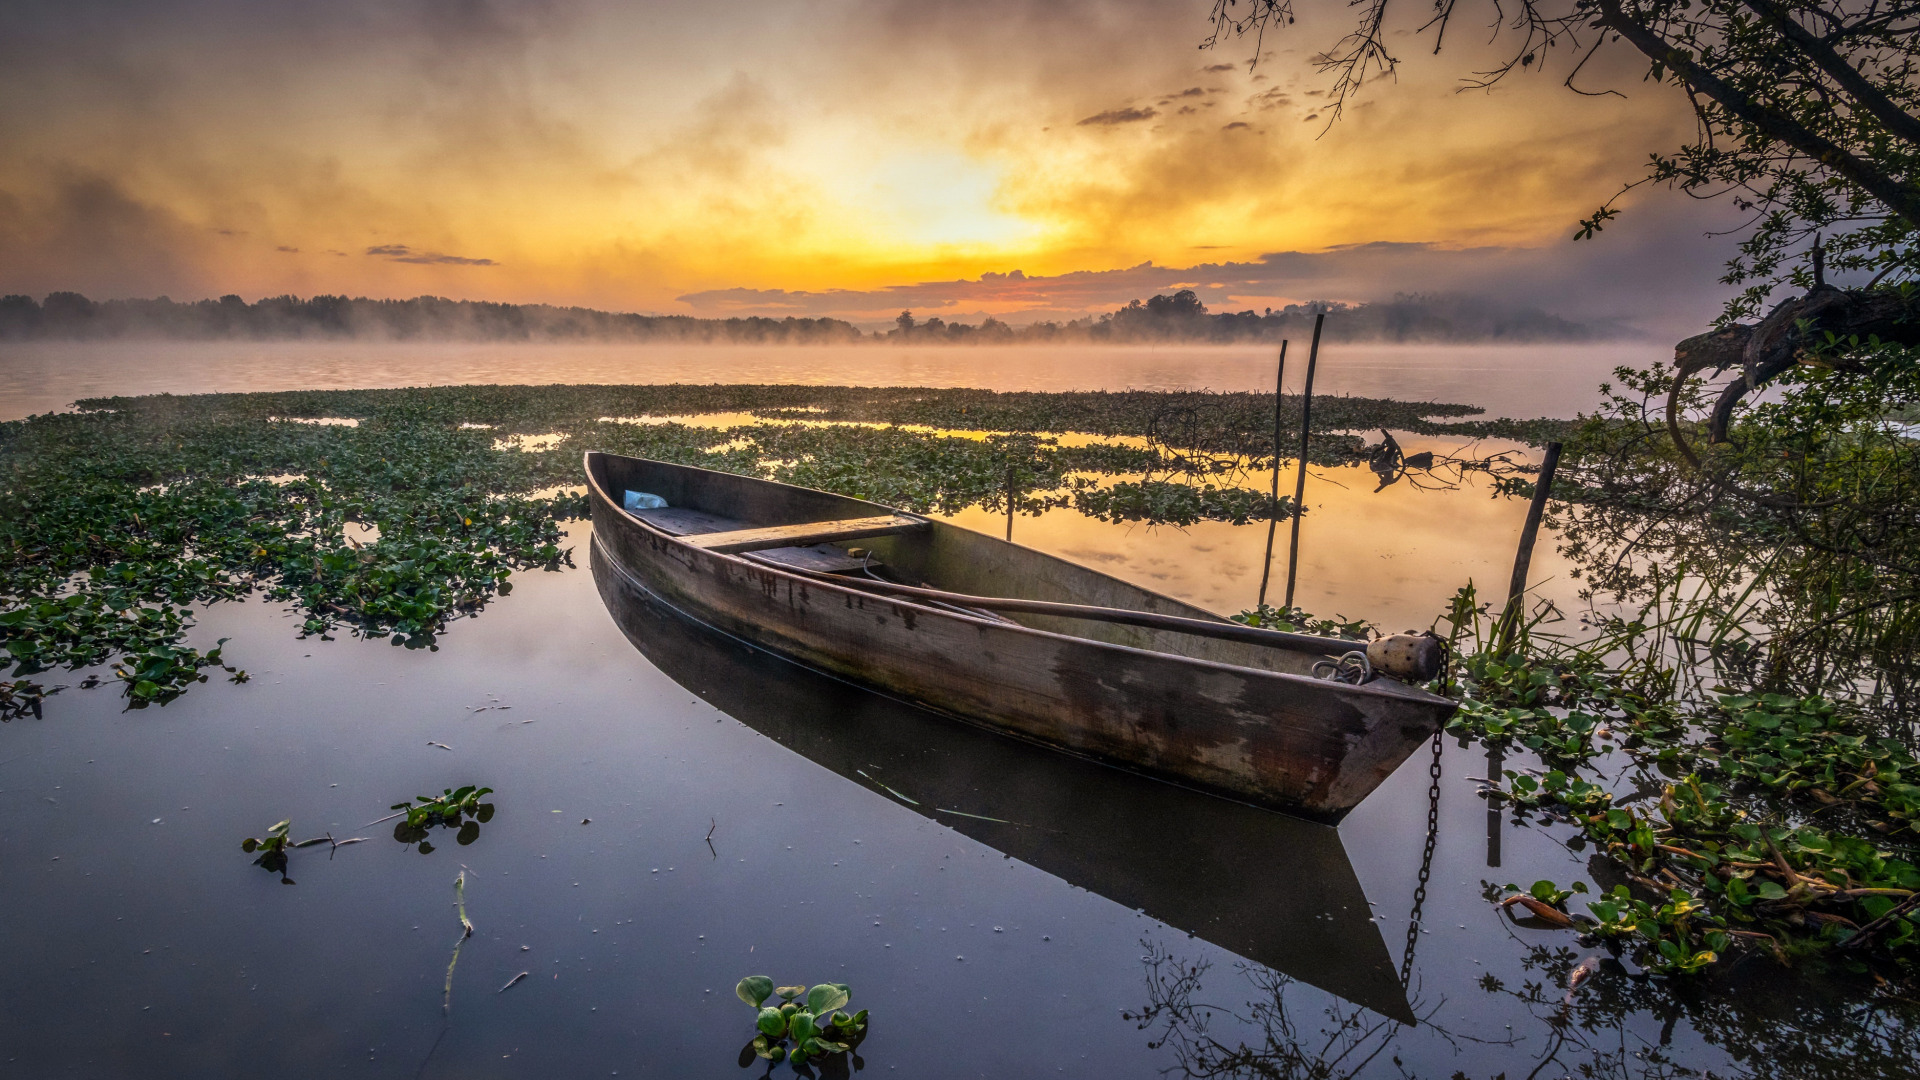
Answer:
[{"left": 770, "top": 563, "right": 1443, "bottom": 681}]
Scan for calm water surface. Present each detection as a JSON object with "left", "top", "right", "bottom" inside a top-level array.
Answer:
[
  {"left": 0, "top": 340, "right": 1662, "bottom": 421},
  {"left": 3, "top": 342, "right": 1910, "bottom": 1077},
  {"left": 2, "top": 521, "right": 1909, "bottom": 1078}
]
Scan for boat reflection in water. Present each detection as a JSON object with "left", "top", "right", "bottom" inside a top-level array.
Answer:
[{"left": 592, "top": 540, "right": 1414, "bottom": 1024}]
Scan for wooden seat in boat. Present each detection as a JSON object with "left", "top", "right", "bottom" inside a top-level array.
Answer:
[{"left": 628, "top": 505, "right": 911, "bottom": 574}]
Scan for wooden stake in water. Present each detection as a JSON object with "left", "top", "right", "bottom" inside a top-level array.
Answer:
[
  {"left": 1255, "top": 341, "right": 1289, "bottom": 611},
  {"left": 1494, "top": 440, "right": 1564, "bottom": 652},
  {"left": 1282, "top": 314, "right": 1325, "bottom": 610},
  {"left": 1005, "top": 464, "right": 1016, "bottom": 541}
]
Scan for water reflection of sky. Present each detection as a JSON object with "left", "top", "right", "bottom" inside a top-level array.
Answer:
[
  {"left": 3, "top": 521, "right": 1909, "bottom": 1078},
  {"left": 0, "top": 340, "right": 1661, "bottom": 421},
  {"left": 947, "top": 438, "right": 1576, "bottom": 634}
]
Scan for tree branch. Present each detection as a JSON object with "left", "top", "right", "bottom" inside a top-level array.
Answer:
[
  {"left": 1739, "top": 0, "right": 1920, "bottom": 148},
  {"left": 1594, "top": 0, "right": 1920, "bottom": 229}
]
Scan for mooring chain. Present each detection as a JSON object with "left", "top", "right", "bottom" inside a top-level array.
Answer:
[{"left": 1400, "top": 730, "right": 1444, "bottom": 990}]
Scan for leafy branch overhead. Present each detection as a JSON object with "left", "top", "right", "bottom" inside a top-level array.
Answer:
[{"left": 1207, "top": 0, "right": 1920, "bottom": 319}]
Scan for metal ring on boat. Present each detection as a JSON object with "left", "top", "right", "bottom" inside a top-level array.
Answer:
[{"left": 1312, "top": 649, "right": 1374, "bottom": 685}]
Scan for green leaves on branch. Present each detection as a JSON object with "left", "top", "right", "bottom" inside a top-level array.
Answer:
[{"left": 733, "top": 976, "right": 867, "bottom": 1069}]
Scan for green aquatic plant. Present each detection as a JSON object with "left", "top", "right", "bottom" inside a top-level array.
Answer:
[
  {"left": 733, "top": 976, "right": 869, "bottom": 1069},
  {"left": 240, "top": 819, "right": 296, "bottom": 882},
  {"left": 238, "top": 818, "right": 361, "bottom": 883},
  {"left": 1231, "top": 604, "right": 1372, "bottom": 641},
  {"left": 389, "top": 786, "right": 495, "bottom": 853},
  {"left": 1437, "top": 569, "right": 1920, "bottom": 976}
]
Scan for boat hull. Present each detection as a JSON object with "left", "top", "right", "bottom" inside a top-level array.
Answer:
[{"left": 585, "top": 452, "right": 1453, "bottom": 820}]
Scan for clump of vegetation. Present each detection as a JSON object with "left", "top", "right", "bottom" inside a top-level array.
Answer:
[
  {"left": 1438, "top": 565, "right": 1920, "bottom": 978},
  {"left": 733, "top": 977, "right": 869, "bottom": 1070},
  {"left": 389, "top": 786, "right": 495, "bottom": 853},
  {"left": 240, "top": 819, "right": 363, "bottom": 884},
  {"left": 1231, "top": 604, "right": 1373, "bottom": 641},
  {"left": 241, "top": 819, "right": 297, "bottom": 883}
]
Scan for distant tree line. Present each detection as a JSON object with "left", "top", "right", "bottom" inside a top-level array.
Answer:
[
  {"left": 0, "top": 289, "right": 1610, "bottom": 344},
  {"left": 885, "top": 290, "right": 1609, "bottom": 343},
  {"left": 0, "top": 293, "right": 866, "bottom": 344}
]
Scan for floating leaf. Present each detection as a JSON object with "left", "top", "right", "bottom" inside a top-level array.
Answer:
[
  {"left": 736, "top": 975, "right": 774, "bottom": 1008},
  {"left": 806, "top": 983, "right": 850, "bottom": 1015}
]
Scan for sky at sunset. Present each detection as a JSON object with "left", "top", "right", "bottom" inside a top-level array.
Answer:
[{"left": 0, "top": 0, "right": 1743, "bottom": 332}]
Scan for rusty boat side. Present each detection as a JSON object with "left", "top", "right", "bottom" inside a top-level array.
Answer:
[{"left": 584, "top": 451, "right": 1454, "bottom": 820}]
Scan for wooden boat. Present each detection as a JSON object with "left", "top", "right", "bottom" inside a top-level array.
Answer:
[
  {"left": 584, "top": 452, "right": 1456, "bottom": 820},
  {"left": 589, "top": 555, "right": 1416, "bottom": 1021}
]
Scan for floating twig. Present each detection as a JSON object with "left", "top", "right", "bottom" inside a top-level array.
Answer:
[
  {"left": 855, "top": 768, "right": 918, "bottom": 805},
  {"left": 497, "top": 971, "right": 529, "bottom": 994},
  {"left": 428, "top": 741, "right": 454, "bottom": 751},
  {"left": 444, "top": 870, "right": 473, "bottom": 1015}
]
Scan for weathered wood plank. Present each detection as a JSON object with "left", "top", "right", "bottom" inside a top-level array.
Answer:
[
  {"left": 684, "top": 514, "right": 928, "bottom": 554},
  {"left": 743, "top": 544, "right": 875, "bottom": 574},
  {"left": 630, "top": 506, "right": 745, "bottom": 536}
]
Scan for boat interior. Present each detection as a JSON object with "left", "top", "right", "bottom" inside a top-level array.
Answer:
[{"left": 587, "top": 452, "right": 1347, "bottom": 679}]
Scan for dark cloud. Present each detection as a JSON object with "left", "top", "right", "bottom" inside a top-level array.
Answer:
[
  {"left": 1222, "top": 121, "right": 1250, "bottom": 130},
  {"left": 365, "top": 244, "right": 497, "bottom": 266},
  {"left": 0, "top": 173, "right": 216, "bottom": 298},
  {"left": 1168, "top": 87, "right": 1205, "bottom": 98},
  {"left": 1202, "top": 62, "right": 1237, "bottom": 72},
  {"left": 1077, "top": 106, "right": 1157, "bottom": 126},
  {"left": 276, "top": 245, "right": 300, "bottom": 253}
]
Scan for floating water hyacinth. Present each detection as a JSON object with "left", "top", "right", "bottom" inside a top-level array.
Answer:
[{"left": 733, "top": 976, "right": 869, "bottom": 1069}]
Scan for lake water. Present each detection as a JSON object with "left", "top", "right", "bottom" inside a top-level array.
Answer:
[
  {"left": 3, "top": 341, "right": 1911, "bottom": 1078},
  {"left": 0, "top": 340, "right": 1663, "bottom": 422}
]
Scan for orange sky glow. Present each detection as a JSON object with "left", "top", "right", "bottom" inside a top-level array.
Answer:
[{"left": 0, "top": 0, "right": 1730, "bottom": 328}]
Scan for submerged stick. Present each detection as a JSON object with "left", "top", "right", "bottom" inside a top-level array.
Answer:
[
  {"left": 454, "top": 869, "right": 473, "bottom": 937},
  {"left": 1494, "top": 441, "right": 1564, "bottom": 652},
  {"left": 1283, "top": 314, "right": 1325, "bottom": 610},
  {"left": 1256, "top": 340, "right": 1289, "bottom": 611},
  {"left": 445, "top": 870, "right": 474, "bottom": 1015}
]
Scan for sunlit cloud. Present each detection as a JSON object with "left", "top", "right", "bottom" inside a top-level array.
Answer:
[{"left": 0, "top": 0, "right": 1735, "bottom": 332}]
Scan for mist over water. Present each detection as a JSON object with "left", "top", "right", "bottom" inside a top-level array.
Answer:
[{"left": 0, "top": 340, "right": 1663, "bottom": 421}]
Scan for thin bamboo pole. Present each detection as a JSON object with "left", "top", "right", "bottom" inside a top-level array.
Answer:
[
  {"left": 1282, "top": 314, "right": 1325, "bottom": 610},
  {"left": 1255, "top": 340, "right": 1289, "bottom": 611}
]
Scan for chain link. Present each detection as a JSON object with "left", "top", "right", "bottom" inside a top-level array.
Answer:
[{"left": 1399, "top": 730, "right": 1444, "bottom": 988}]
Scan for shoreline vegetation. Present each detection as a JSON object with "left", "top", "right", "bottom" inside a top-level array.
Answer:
[{"left": 0, "top": 288, "right": 1616, "bottom": 345}]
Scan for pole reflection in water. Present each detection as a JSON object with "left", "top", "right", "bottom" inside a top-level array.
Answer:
[{"left": 591, "top": 541, "right": 1413, "bottom": 1023}]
